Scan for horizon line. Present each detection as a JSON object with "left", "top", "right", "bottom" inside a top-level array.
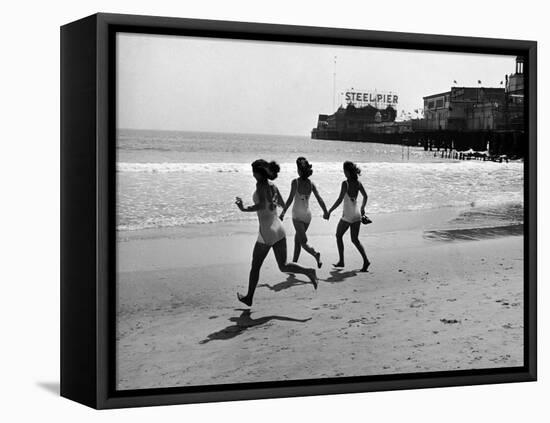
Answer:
[{"left": 117, "top": 128, "right": 310, "bottom": 138}]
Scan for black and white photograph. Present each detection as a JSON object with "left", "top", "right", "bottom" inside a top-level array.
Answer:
[
  {"left": 115, "top": 32, "right": 526, "bottom": 391},
  {"left": 4, "top": 0, "right": 548, "bottom": 419}
]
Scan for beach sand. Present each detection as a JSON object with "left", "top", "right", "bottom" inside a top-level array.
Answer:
[{"left": 116, "top": 209, "right": 524, "bottom": 390}]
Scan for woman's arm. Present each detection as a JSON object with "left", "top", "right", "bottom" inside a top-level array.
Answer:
[
  {"left": 359, "top": 182, "right": 368, "bottom": 215},
  {"left": 273, "top": 184, "right": 286, "bottom": 209},
  {"left": 279, "top": 179, "right": 296, "bottom": 219},
  {"left": 235, "top": 185, "right": 267, "bottom": 212},
  {"left": 326, "top": 181, "right": 346, "bottom": 219},
  {"left": 311, "top": 182, "right": 328, "bottom": 215}
]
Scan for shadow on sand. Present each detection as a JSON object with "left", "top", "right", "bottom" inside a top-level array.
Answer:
[
  {"left": 324, "top": 269, "right": 358, "bottom": 283},
  {"left": 258, "top": 274, "right": 309, "bottom": 292},
  {"left": 199, "top": 309, "right": 311, "bottom": 344}
]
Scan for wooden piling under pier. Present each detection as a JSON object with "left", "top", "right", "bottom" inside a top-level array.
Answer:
[{"left": 311, "top": 128, "right": 525, "bottom": 158}]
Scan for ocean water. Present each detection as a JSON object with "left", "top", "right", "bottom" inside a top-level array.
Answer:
[{"left": 116, "top": 129, "right": 524, "bottom": 233}]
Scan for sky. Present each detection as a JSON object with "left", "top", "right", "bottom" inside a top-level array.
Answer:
[{"left": 117, "top": 33, "right": 517, "bottom": 136}]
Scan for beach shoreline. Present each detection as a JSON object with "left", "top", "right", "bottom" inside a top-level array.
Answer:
[{"left": 116, "top": 208, "right": 524, "bottom": 390}]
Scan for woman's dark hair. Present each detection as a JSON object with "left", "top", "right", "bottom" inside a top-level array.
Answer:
[
  {"left": 296, "top": 156, "right": 313, "bottom": 178},
  {"left": 251, "top": 159, "right": 280, "bottom": 180},
  {"left": 343, "top": 161, "right": 361, "bottom": 180}
]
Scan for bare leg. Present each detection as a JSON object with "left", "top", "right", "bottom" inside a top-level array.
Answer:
[
  {"left": 350, "top": 221, "right": 370, "bottom": 271},
  {"left": 272, "top": 238, "right": 318, "bottom": 289},
  {"left": 293, "top": 232, "right": 302, "bottom": 263},
  {"left": 334, "top": 219, "right": 350, "bottom": 267},
  {"left": 292, "top": 219, "right": 322, "bottom": 268},
  {"left": 238, "top": 242, "right": 271, "bottom": 306}
]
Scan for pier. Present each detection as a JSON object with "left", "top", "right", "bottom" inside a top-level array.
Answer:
[
  {"left": 311, "top": 128, "right": 525, "bottom": 160},
  {"left": 311, "top": 57, "right": 525, "bottom": 159}
]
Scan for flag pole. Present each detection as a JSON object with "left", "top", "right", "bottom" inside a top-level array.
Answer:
[{"left": 333, "top": 56, "right": 337, "bottom": 111}]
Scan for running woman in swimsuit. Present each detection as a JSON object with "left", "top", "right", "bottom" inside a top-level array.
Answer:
[
  {"left": 235, "top": 159, "right": 318, "bottom": 306},
  {"left": 326, "top": 161, "right": 370, "bottom": 272},
  {"left": 280, "top": 157, "right": 328, "bottom": 268}
]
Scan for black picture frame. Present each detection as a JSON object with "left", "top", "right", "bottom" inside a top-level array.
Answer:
[{"left": 60, "top": 12, "right": 537, "bottom": 409}]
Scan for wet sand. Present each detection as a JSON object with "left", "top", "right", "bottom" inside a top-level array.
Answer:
[{"left": 116, "top": 210, "right": 524, "bottom": 390}]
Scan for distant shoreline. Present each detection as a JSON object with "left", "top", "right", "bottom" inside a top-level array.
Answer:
[{"left": 116, "top": 203, "right": 524, "bottom": 243}]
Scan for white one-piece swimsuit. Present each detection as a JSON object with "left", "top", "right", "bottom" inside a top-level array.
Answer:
[
  {"left": 291, "top": 179, "right": 313, "bottom": 224},
  {"left": 254, "top": 184, "right": 286, "bottom": 246},
  {"left": 342, "top": 181, "right": 361, "bottom": 223}
]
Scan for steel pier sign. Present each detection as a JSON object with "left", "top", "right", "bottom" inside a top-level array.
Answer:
[{"left": 343, "top": 89, "right": 398, "bottom": 107}]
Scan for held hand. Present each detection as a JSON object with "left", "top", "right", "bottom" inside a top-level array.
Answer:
[
  {"left": 323, "top": 211, "right": 330, "bottom": 220},
  {"left": 235, "top": 197, "right": 244, "bottom": 211},
  {"left": 279, "top": 211, "right": 285, "bottom": 221}
]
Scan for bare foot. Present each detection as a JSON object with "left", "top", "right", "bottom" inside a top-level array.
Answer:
[
  {"left": 333, "top": 261, "right": 344, "bottom": 268},
  {"left": 315, "top": 252, "right": 323, "bottom": 269},
  {"left": 360, "top": 261, "right": 371, "bottom": 272},
  {"left": 237, "top": 292, "right": 252, "bottom": 307},
  {"left": 307, "top": 269, "right": 318, "bottom": 290}
]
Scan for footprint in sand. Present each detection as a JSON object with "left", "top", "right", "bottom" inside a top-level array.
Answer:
[
  {"left": 489, "top": 354, "right": 511, "bottom": 363},
  {"left": 347, "top": 317, "right": 377, "bottom": 326},
  {"left": 322, "top": 303, "right": 340, "bottom": 310},
  {"left": 440, "top": 318, "right": 460, "bottom": 324},
  {"left": 502, "top": 323, "right": 517, "bottom": 329},
  {"left": 409, "top": 298, "right": 426, "bottom": 308}
]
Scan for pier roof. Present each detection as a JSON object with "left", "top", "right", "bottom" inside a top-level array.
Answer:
[{"left": 423, "top": 90, "right": 451, "bottom": 100}]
